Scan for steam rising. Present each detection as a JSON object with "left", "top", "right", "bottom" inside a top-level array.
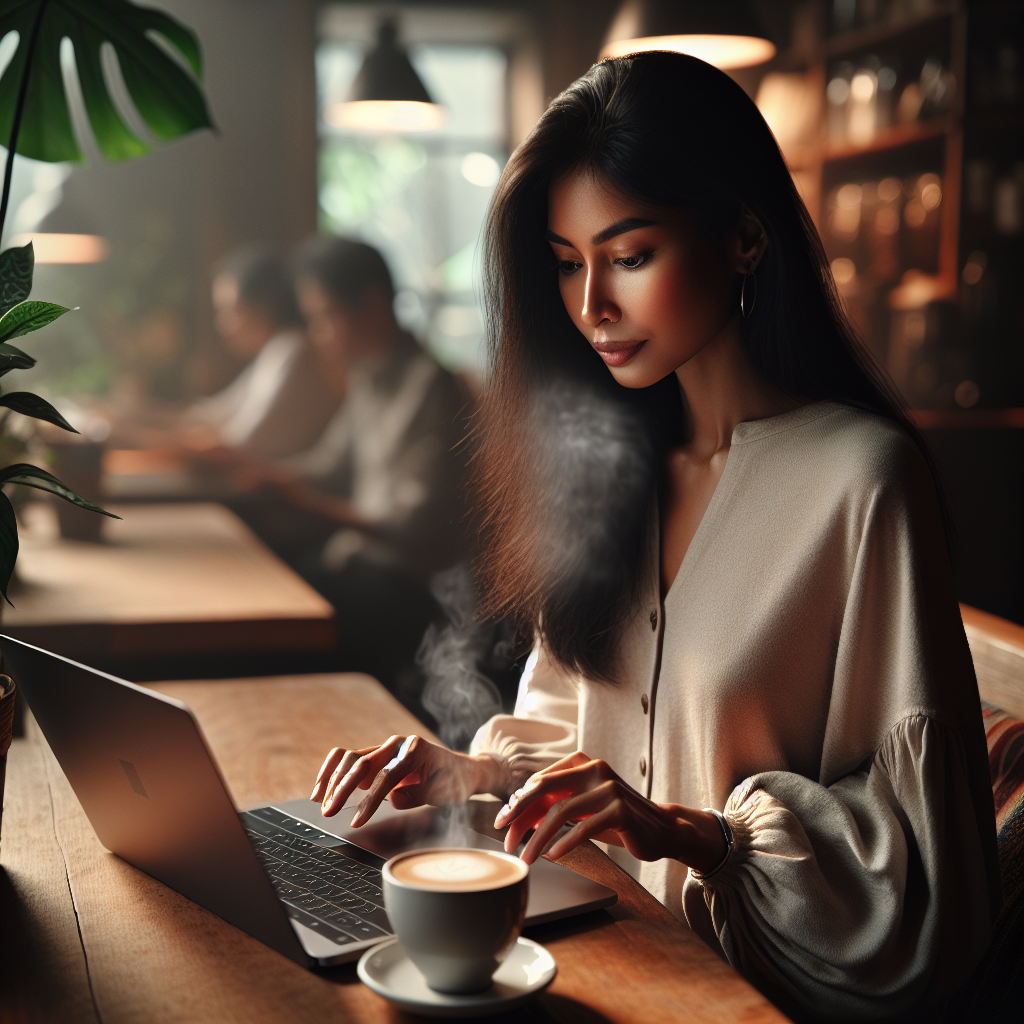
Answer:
[{"left": 418, "top": 565, "right": 504, "bottom": 753}]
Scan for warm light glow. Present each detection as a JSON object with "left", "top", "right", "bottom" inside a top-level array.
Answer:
[
  {"left": 878, "top": 177, "right": 902, "bottom": 203},
  {"left": 888, "top": 270, "right": 945, "bottom": 310},
  {"left": 325, "top": 100, "right": 446, "bottom": 132},
  {"left": 461, "top": 152, "right": 501, "bottom": 187},
  {"left": 12, "top": 232, "right": 109, "bottom": 264},
  {"left": 830, "top": 257, "right": 857, "bottom": 286},
  {"left": 600, "top": 34, "right": 776, "bottom": 69}
]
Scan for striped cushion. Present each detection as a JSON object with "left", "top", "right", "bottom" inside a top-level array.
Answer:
[
  {"left": 983, "top": 702, "right": 1024, "bottom": 830},
  {"left": 948, "top": 703, "right": 1024, "bottom": 1019}
]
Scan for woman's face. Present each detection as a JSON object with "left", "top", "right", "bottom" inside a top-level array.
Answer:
[{"left": 547, "top": 170, "right": 738, "bottom": 389}]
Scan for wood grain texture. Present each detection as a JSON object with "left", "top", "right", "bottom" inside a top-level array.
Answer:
[
  {"left": 962, "top": 603, "right": 1024, "bottom": 718},
  {"left": 4, "top": 674, "right": 790, "bottom": 1024},
  {"left": 0, "top": 738, "right": 99, "bottom": 1024},
  {"left": 4, "top": 503, "right": 334, "bottom": 659}
]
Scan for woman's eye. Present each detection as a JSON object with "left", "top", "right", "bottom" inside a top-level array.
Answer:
[
  {"left": 558, "top": 260, "right": 583, "bottom": 276},
  {"left": 615, "top": 252, "right": 651, "bottom": 270}
]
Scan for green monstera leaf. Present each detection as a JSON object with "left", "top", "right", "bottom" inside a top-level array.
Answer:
[{"left": 0, "top": 0, "right": 213, "bottom": 164}]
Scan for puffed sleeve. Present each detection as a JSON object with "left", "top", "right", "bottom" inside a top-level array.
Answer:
[
  {"left": 470, "top": 642, "right": 580, "bottom": 795},
  {"left": 679, "top": 423, "right": 1001, "bottom": 1022},
  {"left": 683, "top": 715, "right": 996, "bottom": 1021}
]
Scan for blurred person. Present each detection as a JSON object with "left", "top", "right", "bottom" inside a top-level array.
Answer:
[
  {"left": 111, "top": 246, "right": 339, "bottom": 463},
  {"left": 235, "top": 236, "right": 472, "bottom": 696}
]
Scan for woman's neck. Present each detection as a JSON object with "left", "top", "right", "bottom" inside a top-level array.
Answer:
[{"left": 674, "top": 313, "right": 802, "bottom": 461}]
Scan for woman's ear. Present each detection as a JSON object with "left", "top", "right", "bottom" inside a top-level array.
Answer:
[{"left": 733, "top": 204, "right": 768, "bottom": 274}]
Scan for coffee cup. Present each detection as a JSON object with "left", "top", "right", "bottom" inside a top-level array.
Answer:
[{"left": 382, "top": 847, "right": 529, "bottom": 993}]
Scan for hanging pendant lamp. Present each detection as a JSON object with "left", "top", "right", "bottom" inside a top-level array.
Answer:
[
  {"left": 326, "top": 20, "right": 446, "bottom": 133},
  {"left": 600, "top": 0, "right": 776, "bottom": 70}
]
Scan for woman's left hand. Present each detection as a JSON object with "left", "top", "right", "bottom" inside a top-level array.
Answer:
[{"left": 493, "top": 751, "right": 726, "bottom": 871}]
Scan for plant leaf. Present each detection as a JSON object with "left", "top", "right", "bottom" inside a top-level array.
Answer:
[
  {"left": 0, "top": 343, "right": 36, "bottom": 376},
  {"left": 0, "top": 462, "right": 120, "bottom": 517},
  {"left": 0, "top": 300, "right": 71, "bottom": 343},
  {"left": 0, "top": 0, "right": 213, "bottom": 164},
  {"left": 0, "top": 489, "right": 18, "bottom": 603},
  {"left": 0, "top": 391, "right": 79, "bottom": 431},
  {"left": 0, "top": 242, "right": 35, "bottom": 316}
]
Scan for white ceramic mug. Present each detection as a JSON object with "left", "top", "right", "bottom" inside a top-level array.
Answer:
[{"left": 382, "top": 847, "right": 529, "bottom": 993}]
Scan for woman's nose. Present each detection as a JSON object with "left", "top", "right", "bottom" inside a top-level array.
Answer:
[{"left": 580, "top": 269, "right": 619, "bottom": 328}]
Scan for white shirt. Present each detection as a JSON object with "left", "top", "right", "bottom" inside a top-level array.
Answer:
[{"left": 471, "top": 402, "right": 999, "bottom": 1021}]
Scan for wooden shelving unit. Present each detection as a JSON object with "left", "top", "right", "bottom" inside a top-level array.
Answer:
[{"left": 767, "top": 0, "right": 1022, "bottom": 426}]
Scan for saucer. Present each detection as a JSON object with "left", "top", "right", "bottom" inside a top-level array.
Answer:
[{"left": 357, "top": 936, "right": 557, "bottom": 1018}]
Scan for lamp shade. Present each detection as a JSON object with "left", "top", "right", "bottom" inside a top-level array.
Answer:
[
  {"left": 10, "top": 233, "right": 109, "bottom": 263},
  {"left": 326, "top": 21, "right": 446, "bottom": 133},
  {"left": 11, "top": 200, "right": 109, "bottom": 264},
  {"left": 601, "top": 0, "right": 776, "bottom": 70}
]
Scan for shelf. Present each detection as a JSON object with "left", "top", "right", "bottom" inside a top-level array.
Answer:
[
  {"left": 824, "top": 117, "right": 951, "bottom": 163},
  {"left": 824, "top": 5, "right": 957, "bottom": 59},
  {"left": 910, "top": 408, "right": 1024, "bottom": 429}
]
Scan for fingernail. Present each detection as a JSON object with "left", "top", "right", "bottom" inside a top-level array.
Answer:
[
  {"left": 309, "top": 788, "right": 318, "bottom": 800},
  {"left": 494, "top": 804, "right": 510, "bottom": 826}
]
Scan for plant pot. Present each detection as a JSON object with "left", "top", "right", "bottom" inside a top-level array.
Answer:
[
  {"left": 0, "top": 674, "right": 15, "bottom": 853},
  {"left": 49, "top": 439, "right": 106, "bottom": 542}
]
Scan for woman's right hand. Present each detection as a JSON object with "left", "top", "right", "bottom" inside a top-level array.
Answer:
[{"left": 310, "top": 734, "right": 506, "bottom": 826}]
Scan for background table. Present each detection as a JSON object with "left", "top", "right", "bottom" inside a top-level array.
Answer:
[
  {"left": 2, "top": 502, "right": 334, "bottom": 667},
  {"left": 0, "top": 672, "right": 790, "bottom": 1024}
]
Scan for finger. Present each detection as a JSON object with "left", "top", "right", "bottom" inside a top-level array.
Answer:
[
  {"left": 502, "top": 794, "right": 557, "bottom": 853},
  {"left": 320, "top": 747, "right": 369, "bottom": 805},
  {"left": 520, "top": 783, "right": 618, "bottom": 864},
  {"left": 319, "top": 745, "right": 375, "bottom": 805},
  {"left": 494, "top": 759, "right": 605, "bottom": 830},
  {"left": 310, "top": 747, "right": 347, "bottom": 801},
  {"left": 322, "top": 736, "right": 404, "bottom": 816},
  {"left": 543, "top": 805, "right": 621, "bottom": 863},
  {"left": 351, "top": 735, "right": 423, "bottom": 826}
]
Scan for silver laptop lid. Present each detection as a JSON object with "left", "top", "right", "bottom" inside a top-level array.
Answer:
[{"left": 0, "top": 635, "right": 309, "bottom": 966}]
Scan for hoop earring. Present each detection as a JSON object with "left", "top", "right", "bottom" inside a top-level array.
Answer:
[{"left": 740, "top": 272, "right": 757, "bottom": 318}]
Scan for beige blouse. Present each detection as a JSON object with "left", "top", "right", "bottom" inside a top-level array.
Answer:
[{"left": 471, "top": 402, "right": 1000, "bottom": 1022}]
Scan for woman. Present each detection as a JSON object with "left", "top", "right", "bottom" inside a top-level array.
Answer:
[{"left": 310, "top": 54, "right": 998, "bottom": 1021}]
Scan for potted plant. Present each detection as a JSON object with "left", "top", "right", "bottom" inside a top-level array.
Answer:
[{"left": 0, "top": 0, "right": 213, "bottom": 836}]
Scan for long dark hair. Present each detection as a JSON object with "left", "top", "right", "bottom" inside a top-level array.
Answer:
[{"left": 476, "top": 52, "right": 941, "bottom": 682}]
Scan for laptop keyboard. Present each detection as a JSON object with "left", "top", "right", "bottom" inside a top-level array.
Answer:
[{"left": 240, "top": 806, "right": 392, "bottom": 950}]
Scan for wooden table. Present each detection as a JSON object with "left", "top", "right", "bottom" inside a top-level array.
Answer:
[
  {"left": 2, "top": 502, "right": 334, "bottom": 662},
  {"left": 0, "top": 673, "right": 790, "bottom": 1024}
]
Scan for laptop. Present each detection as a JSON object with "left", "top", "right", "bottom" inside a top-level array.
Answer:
[{"left": 1, "top": 635, "right": 616, "bottom": 968}]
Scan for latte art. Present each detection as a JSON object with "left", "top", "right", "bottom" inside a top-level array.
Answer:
[{"left": 391, "top": 850, "right": 526, "bottom": 891}]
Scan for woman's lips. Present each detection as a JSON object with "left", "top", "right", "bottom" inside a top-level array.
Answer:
[{"left": 591, "top": 339, "right": 646, "bottom": 367}]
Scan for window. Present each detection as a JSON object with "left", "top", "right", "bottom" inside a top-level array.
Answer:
[{"left": 316, "top": 36, "right": 508, "bottom": 374}]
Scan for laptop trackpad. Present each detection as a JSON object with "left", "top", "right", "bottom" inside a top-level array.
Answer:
[{"left": 271, "top": 798, "right": 617, "bottom": 926}]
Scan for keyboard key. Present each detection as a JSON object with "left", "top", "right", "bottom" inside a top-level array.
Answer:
[
  {"left": 336, "top": 897, "right": 376, "bottom": 915},
  {"left": 310, "top": 883, "right": 348, "bottom": 899},
  {"left": 272, "top": 865, "right": 307, "bottom": 884},
  {"left": 290, "top": 895, "right": 330, "bottom": 913},
  {"left": 347, "top": 881, "right": 382, "bottom": 900}
]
